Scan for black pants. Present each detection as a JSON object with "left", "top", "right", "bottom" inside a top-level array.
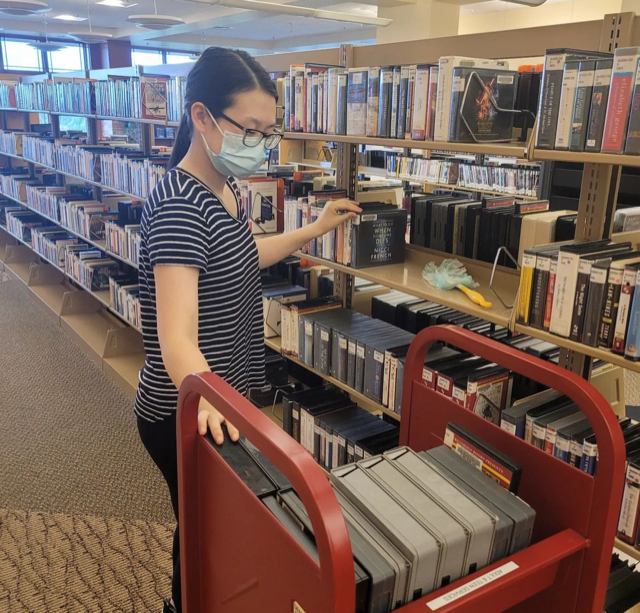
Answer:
[{"left": 137, "top": 414, "right": 182, "bottom": 612}]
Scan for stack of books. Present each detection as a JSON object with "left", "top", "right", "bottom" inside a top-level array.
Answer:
[
  {"left": 0, "top": 80, "right": 18, "bottom": 109},
  {"left": 31, "top": 225, "right": 80, "bottom": 268},
  {"left": 65, "top": 246, "right": 121, "bottom": 292},
  {"left": 99, "top": 152, "right": 167, "bottom": 199},
  {"left": 515, "top": 239, "right": 640, "bottom": 359},
  {"left": 284, "top": 191, "right": 407, "bottom": 269},
  {"left": 53, "top": 78, "right": 95, "bottom": 115},
  {"left": 0, "top": 130, "right": 25, "bottom": 157},
  {"left": 109, "top": 275, "right": 141, "bottom": 329},
  {"left": 286, "top": 57, "right": 530, "bottom": 143},
  {"left": 15, "top": 81, "right": 53, "bottom": 112},
  {"left": 532, "top": 46, "right": 640, "bottom": 154}
]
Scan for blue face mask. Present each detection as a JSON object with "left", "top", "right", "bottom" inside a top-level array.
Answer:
[{"left": 201, "top": 109, "right": 267, "bottom": 178}]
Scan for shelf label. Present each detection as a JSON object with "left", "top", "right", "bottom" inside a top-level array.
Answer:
[{"left": 426, "top": 562, "right": 519, "bottom": 610}]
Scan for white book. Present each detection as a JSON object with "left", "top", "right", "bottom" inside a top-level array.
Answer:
[
  {"left": 327, "top": 68, "right": 339, "bottom": 135},
  {"left": 294, "top": 71, "right": 305, "bottom": 132},
  {"left": 390, "top": 67, "right": 400, "bottom": 139},
  {"left": 549, "top": 250, "right": 582, "bottom": 337},
  {"left": 554, "top": 62, "right": 580, "bottom": 149},
  {"left": 411, "top": 64, "right": 430, "bottom": 140},
  {"left": 322, "top": 72, "right": 329, "bottom": 134},
  {"left": 434, "top": 56, "right": 509, "bottom": 142},
  {"left": 305, "top": 71, "right": 313, "bottom": 133},
  {"left": 346, "top": 68, "right": 367, "bottom": 136},
  {"left": 366, "top": 67, "right": 380, "bottom": 137}
]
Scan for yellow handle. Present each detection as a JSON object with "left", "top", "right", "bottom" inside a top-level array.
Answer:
[{"left": 457, "top": 285, "right": 493, "bottom": 309}]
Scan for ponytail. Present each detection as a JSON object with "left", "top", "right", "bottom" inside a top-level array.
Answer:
[
  {"left": 168, "top": 47, "right": 278, "bottom": 170},
  {"left": 169, "top": 114, "right": 192, "bottom": 169}
]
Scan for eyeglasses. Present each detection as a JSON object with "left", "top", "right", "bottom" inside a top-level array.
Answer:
[{"left": 219, "top": 112, "right": 283, "bottom": 150}]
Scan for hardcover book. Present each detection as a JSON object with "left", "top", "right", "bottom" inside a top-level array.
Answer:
[
  {"left": 569, "top": 59, "right": 596, "bottom": 151},
  {"left": 584, "top": 58, "right": 614, "bottom": 152}
]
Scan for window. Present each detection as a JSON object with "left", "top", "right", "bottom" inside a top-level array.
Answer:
[
  {"left": 59, "top": 115, "right": 88, "bottom": 133},
  {"left": 132, "top": 49, "right": 163, "bottom": 66},
  {"left": 47, "top": 44, "right": 86, "bottom": 73},
  {"left": 166, "top": 52, "right": 195, "bottom": 65},
  {"left": 1, "top": 39, "right": 43, "bottom": 72}
]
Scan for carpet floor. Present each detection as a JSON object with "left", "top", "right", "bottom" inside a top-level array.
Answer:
[{"left": 0, "top": 277, "right": 175, "bottom": 612}]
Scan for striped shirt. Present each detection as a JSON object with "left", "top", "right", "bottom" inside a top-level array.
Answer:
[{"left": 134, "top": 167, "right": 266, "bottom": 422}]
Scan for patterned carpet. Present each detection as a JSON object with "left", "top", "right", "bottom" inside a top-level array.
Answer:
[{"left": 0, "top": 277, "right": 175, "bottom": 612}]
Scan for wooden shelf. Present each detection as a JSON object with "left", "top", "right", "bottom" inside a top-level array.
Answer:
[
  {"left": 265, "top": 335, "right": 399, "bottom": 421},
  {"left": 388, "top": 177, "right": 540, "bottom": 201},
  {"left": 533, "top": 148, "right": 640, "bottom": 168},
  {"left": 31, "top": 280, "right": 75, "bottom": 319},
  {"left": 513, "top": 324, "right": 640, "bottom": 375},
  {"left": 5, "top": 260, "right": 32, "bottom": 284},
  {"left": 615, "top": 538, "right": 640, "bottom": 562},
  {"left": 0, "top": 107, "right": 180, "bottom": 127},
  {"left": 103, "top": 352, "right": 144, "bottom": 398},
  {"left": 287, "top": 158, "right": 335, "bottom": 171},
  {"left": 295, "top": 245, "right": 517, "bottom": 327},
  {"left": 285, "top": 132, "right": 531, "bottom": 159},
  {"left": 60, "top": 309, "right": 121, "bottom": 366}
]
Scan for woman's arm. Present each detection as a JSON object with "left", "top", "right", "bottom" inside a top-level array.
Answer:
[
  {"left": 255, "top": 198, "right": 361, "bottom": 269},
  {"left": 155, "top": 265, "right": 237, "bottom": 444}
]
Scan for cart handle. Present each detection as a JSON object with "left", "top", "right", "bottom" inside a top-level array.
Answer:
[
  {"left": 177, "top": 371, "right": 355, "bottom": 613},
  {"left": 401, "top": 324, "right": 626, "bottom": 613}
]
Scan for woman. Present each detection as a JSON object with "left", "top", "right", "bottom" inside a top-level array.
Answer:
[{"left": 134, "top": 47, "right": 361, "bottom": 613}]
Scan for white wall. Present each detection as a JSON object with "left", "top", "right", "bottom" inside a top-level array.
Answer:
[{"left": 459, "top": 0, "right": 623, "bottom": 35}]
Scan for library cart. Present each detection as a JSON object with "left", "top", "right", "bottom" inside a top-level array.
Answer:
[{"left": 176, "top": 325, "right": 627, "bottom": 613}]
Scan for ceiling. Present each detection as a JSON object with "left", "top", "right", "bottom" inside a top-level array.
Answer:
[{"left": 0, "top": 0, "right": 602, "bottom": 54}]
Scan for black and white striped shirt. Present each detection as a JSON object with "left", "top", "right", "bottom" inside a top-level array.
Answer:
[{"left": 134, "top": 167, "right": 266, "bottom": 422}]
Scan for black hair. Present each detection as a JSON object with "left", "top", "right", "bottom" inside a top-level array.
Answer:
[{"left": 168, "top": 46, "right": 278, "bottom": 169}]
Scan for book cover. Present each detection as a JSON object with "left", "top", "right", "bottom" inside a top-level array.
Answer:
[
  {"left": 602, "top": 47, "right": 640, "bottom": 153},
  {"left": 365, "top": 67, "right": 380, "bottom": 137},
  {"left": 351, "top": 206, "right": 408, "bottom": 269},
  {"left": 346, "top": 68, "right": 367, "bottom": 136},
  {"left": 584, "top": 59, "right": 613, "bottom": 151},
  {"left": 569, "top": 59, "right": 596, "bottom": 151},
  {"left": 553, "top": 60, "right": 580, "bottom": 150},
  {"left": 612, "top": 264, "right": 640, "bottom": 353},
  {"left": 411, "top": 64, "right": 431, "bottom": 140},
  {"left": 448, "top": 67, "right": 518, "bottom": 143}
]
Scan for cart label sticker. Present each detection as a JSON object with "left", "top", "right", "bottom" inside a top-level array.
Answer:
[
  {"left": 426, "top": 562, "right": 519, "bottom": 610},
  {"left": 293, "top": 603, "right": 307, "bottom": 613}
]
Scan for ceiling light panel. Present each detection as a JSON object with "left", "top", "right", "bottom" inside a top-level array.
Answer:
[
  {"left": 53, "top": 13, "right": 87, "bottom": 20},
  {"left": 95, "top": 0, "right": 138, "bottom": 7}
]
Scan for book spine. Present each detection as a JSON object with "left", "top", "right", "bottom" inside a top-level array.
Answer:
[
  {"left": 347, "top": 338, "right": 357, "bottom": 388},
  {"left": 543, "top": 257, "right": 558, "bottom": 331},
  {"left": 569, "top": 438, "right": 584, "bottom": 467},
  {"left": 582, "top": 265, "right": 609, "bottom": 346},
  {"left": 516, "top": 252, "right": 537, "bottom": 324},
  {"left": 602, "top": 52, "right": 640, "bottom": 153},
  {"left": 405, "top": 65, "right": 416, "bottom": 137},
  {"left": 284, "top": 75, "right": 291, "bottom": 132},
  {"left": 625, "top": 270, "right": 640, "bottom": 359},
  {"left": 618, "top": 462, "right": 640, "bottom": 544},
  {"left": 535, "top": 52, "right": 567, "bottom": 149},
  {"left": 382, "top": 350, "right": 392, "bottom": 407},
  {"left": 397, "top": 65, "right": 410, "bottom": 139},
  {"left": 292, "top": 405, "right": 301, "bottom": 442},
  {"left": 569, "top": 259, "right": 592, "bottom": 341},
  {"left": 355, "top": 341, "right": 366, "bottom": 393},
  {"left": 549, "top": 251, "right": 580, "bottom": 338},
  {"left": 427, "top": 66, "right": 439, "bottom": 140},
  {"left": 412, "top": 65, "right": 430, "bottom": 140},
  {"left": 346, "top": 69, "right": 367, "bottom": 136},
  {"left": 531, "top": 421, "right": 547, "bottom": 450},
  {"left": 554, "top": 434, "right": 571, "bottom": 463},
  {"left": 294, "top": 73, "right": 304, "bottom": 132},
  {"left": 554, "top": 63, "right": 579, "bottom": 149},
  {"left": 366, "top": 67, "right": 380, "bottom": 137},
  {"left": 612, "top": 266, "right": 637, "bottom": 353},
  {"left": 378, "top": 67, "right": 393, "bottom": 138},
  {"left": 336, "top": 72, "right": 348, "bottom": 135},
  {"left": 569, "top": 63, "right": 595, "bottom": 151},
  {"left": 599, "top": 266, "right": 625, "bottom": 348},
  {"left": 530, "top": 256, "right": 551, "bottom": 329},
  {"left": 327, "top": 69, "right": 338, "bottom": 135},
  {"left": 582, "top": 440, "right": 598, "bottom": 475},
  {"left": 626, "top": 67, "right": 640, "bottom": 154},
  {"left": 585, "top": 61, "right": 613, "bottom": 151},
  {"left": 311, "top": 73, "right": 318, "bottom": 133},
  {"left": 390, "top": 67, "right": 401, "bottom": 139}
]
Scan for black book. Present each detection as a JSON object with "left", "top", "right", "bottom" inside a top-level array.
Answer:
[
  {"left": 477, "top": 197, "right": 516, "bottom": 262},
  {"left": 397, "top": 65, "right": 410, "bottom": 139},
  {"left": 585, "top": 58, "right": 614, "bottom": 152},
  {"left": 449, "top": 67, "right": 519, "bottom": 143},
  {"left": 463, "top": 202, "right": 483, "bottom": 259},
  {"left": 377, "top": 66, "right": 394, "bottom": 138},
  {"left": 569, "top": 60, "right": 596, "bottom": 152},
  {"left": 390, "top": 66, "right": 401, "bottom": 139},
  {"left": 582, "top": 257, "right": 613, "bottom": 346},
  {"left": 529, "top": 247, "right": 560, "bottom": 330},
  {"left": 351, "top": 205, "right": 408, "bottom": 268}
]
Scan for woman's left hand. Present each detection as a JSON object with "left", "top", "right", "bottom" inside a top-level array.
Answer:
[{"left": 313, "top": 198, "right": 362, "bottom": 237}]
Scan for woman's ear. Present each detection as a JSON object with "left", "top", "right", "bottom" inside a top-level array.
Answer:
[{"left": 190, "top": 102, "right": 210, "bottom": 135}]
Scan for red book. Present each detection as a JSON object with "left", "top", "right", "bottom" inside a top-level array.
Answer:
[
  {"left": 543, "top": 256, "right": 558, "bottom": 330},
  {"left": 601, "top": 47, "right": 640, "bottom": 153}
]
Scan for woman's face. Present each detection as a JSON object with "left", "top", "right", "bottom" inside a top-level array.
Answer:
[{"left": 199, "top": 88, "right": 278, "bottom": 155}]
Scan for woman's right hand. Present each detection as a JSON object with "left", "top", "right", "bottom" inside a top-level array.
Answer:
[{"left": 198, "top": 398, "right": 239, "bottom": 444}]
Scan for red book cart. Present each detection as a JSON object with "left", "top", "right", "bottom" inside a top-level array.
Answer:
[{"left": 177, "top": 325, "right": 627, "bottom": 613}]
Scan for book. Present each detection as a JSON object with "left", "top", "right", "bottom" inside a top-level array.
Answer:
[
  {"left": 625, "top": 269, "right": 640, "bottom": 360},
  {"left": 626, "top": 59, "right": 640, "bottom": 155},
  {"left": 336, "top": 71, "right": 348, "bottom": 135},
  {"left": 405, "top": 65, "right": 416, "bottom": 138},
  {"left": 448, "top": 67, "right": 518, "bottom": 143},
  {"left": 584, "top": 58, "right": 613, "bottom": 151},
  {"left": 427, "top": 66, "right": 439, "bottom": 140},
  {"left": 602, "top": 47, "right": 640, "bottom": 153},
  {"left": 326, "top": 67, "right": 341, "bottom": 135},
  {"left": 396, "top": 65, "right": 410, "bottom": 139},
  {"left": 365, "top": 67, "right": 380, "bottom": 137},
  {"left": 434, "top": 56, "right": 509, "bottom": 142},
  {"left": 347, "top": 68, "right": 368, "bottom": 137},
  {"left": 582, "top": 257, "right": 614, "bottom": 346},
  {"left": 569, "top": 59, "right": 596, "bottom": 151},
  {"left": 411, "top": 64, "right": 431, "bottom": 140},
  {"left": 612, "top": 264, "right": 640, "bottom": 353},
  {"left": 390, "top": 66, "right": 401, "bottom": 139},
  {"left": 553, "top": 60, "right": 580, "bottom": 150},
  {"left": 377, "top": 66, "right": 394, "bottom": 138}
]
